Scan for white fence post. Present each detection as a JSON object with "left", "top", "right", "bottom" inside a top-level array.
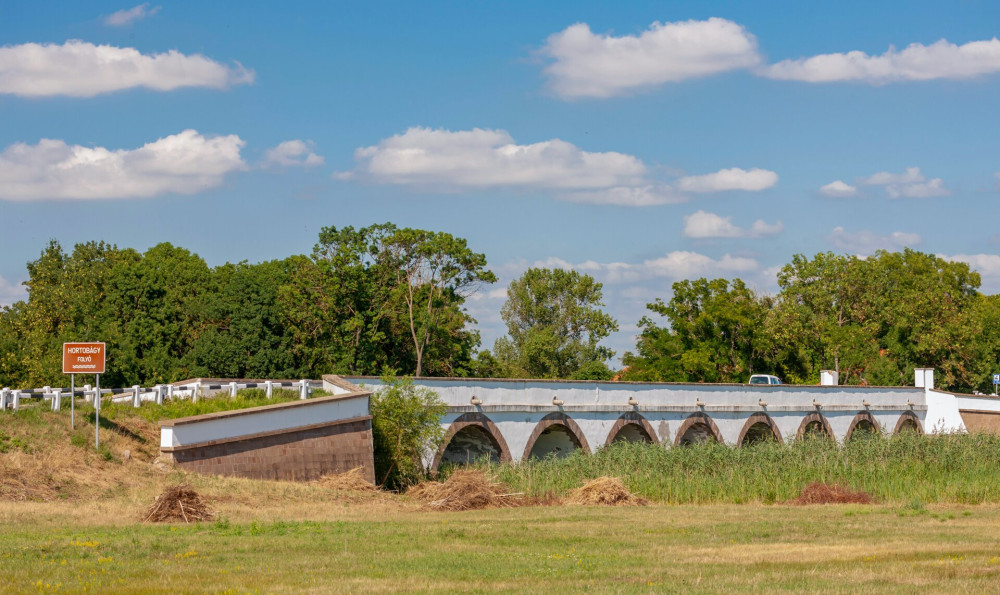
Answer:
[
  {"left": 51, "top": 389, "right": 61, "bottom": 411},
  {"left": 229, "top": 381, "right": 238, "bottom": 398},
  {"left": 167, "top": 384, "right": 174, "bottom": 401},
  {"left": 12, "top": 390, "right": 20, "bottom": 411},
  {"left": 192, "top": 382, "right": 201, "bottom": 403},
  {"left": 299, "top": 379, "right": 309, "bottom": 400},
  {"left": 83, "top": 385, "right": 92, "bottom": 406},
  {"left": 1, "top": 388, "right": 8, "bottom": 410},
  {"left": 154, "top": 385, "right": 163, "bottom": 405},
  {"left": 265, "top": 381, "right": 273, "bottom": 398},
  {"left": 132, "top": 385, "right": 141, "bottom": 408}
]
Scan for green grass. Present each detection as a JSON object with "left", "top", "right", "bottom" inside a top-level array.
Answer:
[
  {"left": 478, "top": 433, "right": 1000, "bottom": 505},
  {"left": 3, "top": 503, "right": 1000, "bottom": 593}
]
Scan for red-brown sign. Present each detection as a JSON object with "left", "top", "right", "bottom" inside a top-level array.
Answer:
[{"left": 62, "top": 342, "right": 106, "bottom": 374}]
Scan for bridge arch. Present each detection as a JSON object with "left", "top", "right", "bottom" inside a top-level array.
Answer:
[
  {"left": 522, "top": 413, "right": 591, "bottom": 460},
  {"left": 433, "top": 413, "right": 512, "bottom": 472},
  {"left": 795, "top": 412, "right": 834, "bottom": 440},
  {"left": 846, "top": 411, "right": 881, "bottom": 441},
  {"left": 893, "top": 411, "right": 924, "bottom": 435},
  {"left": 604, "top": 412, "right": 659, "bottom": 446},
  {"left": 737, "top": 413, "right": 784, "bottom": 446},
  {"left": 674, "top": 412, "right": 724, "bottom": 446}
]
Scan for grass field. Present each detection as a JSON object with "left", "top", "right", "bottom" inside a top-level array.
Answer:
[
  {"left": 5, "top": 401, "right": 1000, "bottom": 592},
  {"left": 3, "top": 492, "right": 1000, "bottom": 594}
]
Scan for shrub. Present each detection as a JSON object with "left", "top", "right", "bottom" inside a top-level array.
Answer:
[{"left": 369, "top": 376, "right": 446, "bottom": 490}]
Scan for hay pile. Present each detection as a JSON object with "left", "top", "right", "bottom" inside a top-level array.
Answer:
[
  {"left": 566, "top": 477, "right": 647, "bottom": 506},
  {"left": 407, "top": 470, "right": 522, "bottom": 511},
  {"left": 317, "top": 467, "right": 377, "bottom": 492},
  {"left": 143, "top": 484, "right": 215, "bottom": 523},
  {"left": 791, "top": 482, "right": 874, "bottom": 505}
]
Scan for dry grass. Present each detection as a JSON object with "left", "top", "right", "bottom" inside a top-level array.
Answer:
[
  {"left": 142, "top": 484, "right": 215, "bottom": 523},
  {"left": 407, "top": 470, "right": 524, "bottom": 511},
  {"left": 317, "top": 467, "right": 377, "bottom": 492},
  {"left": 791, "top": 482, "right": 875, "bottom": 505},
  {"left": 566, "top": 476, "right": 647, "bottom": 506}
]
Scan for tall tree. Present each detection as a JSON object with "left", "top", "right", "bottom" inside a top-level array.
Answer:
[{"left": 490, "top": 268, "right": 618, "bottom": 379}]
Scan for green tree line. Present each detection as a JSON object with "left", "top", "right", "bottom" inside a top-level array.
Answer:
[{"left": 2, "top": 225, "right": 998, "bottom": 394}]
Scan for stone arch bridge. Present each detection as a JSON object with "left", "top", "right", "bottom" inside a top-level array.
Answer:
[{"left": 334, "top": 373, "right": 1000, "bottom": 472}]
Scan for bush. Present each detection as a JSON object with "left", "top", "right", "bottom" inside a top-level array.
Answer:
[{"left": 369, "top": 376, "right": 446, "bottom": 490}]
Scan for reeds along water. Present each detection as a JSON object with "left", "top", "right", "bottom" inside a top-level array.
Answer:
[{"left": 475, "top": 432, "right": 1000, "bottom": 505}]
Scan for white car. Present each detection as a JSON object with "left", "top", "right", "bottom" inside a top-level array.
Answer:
[{"left": 748, "top": 374, "right": 783, "bottom": 385}]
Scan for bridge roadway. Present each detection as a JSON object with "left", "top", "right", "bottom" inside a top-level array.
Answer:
[{"left": 333, "top": 374, "right": 999, "bottom": 472}]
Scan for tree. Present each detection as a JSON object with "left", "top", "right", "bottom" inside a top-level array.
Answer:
[
  {"left": 369, "top": 376, "right": 447, "bottom": 489},
  {"left": 490, "top": 268, "right": 618, "bottom": 379},
  {"left": 622, "top": 278, "right": 770, "bottom": 383},
  {"left": 384, "top": 228, "right": 496, "bottom": 377}
]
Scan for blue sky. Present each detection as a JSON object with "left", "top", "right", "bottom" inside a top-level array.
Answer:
[{"left": 3, "top": 1, "right": 1000, "bottom": 358}]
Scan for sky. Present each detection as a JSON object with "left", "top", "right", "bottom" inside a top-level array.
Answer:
[{"left": 2, "top": 0, "right": 1000, "bottom": 360}]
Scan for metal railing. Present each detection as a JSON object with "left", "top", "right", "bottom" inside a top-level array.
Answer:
[{"left": 0, "top": 379, "right": 322, "bottom": 412}]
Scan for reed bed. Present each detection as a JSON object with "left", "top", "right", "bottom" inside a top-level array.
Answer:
[{"left": 480, "top": 432, "right": 1000, "bottom": 505}]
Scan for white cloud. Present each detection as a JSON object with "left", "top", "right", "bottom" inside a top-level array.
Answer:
[
  {"left": 262, "top": 140, "right": 324, "bottom": 169},
  {"left": 0, "top": 40, "right": 254, "bottom": 97},
  {"left": 677, "top": 167, "right": 778, "bottom": 193},
  {"left": 534, "top": 251, "right": 759, "bottom": 284},
  {"left": 683, "top": 210, "right": 782, "bottom": 238},
  {"left": 829, "top": 227, "right": 923, "bottom": 254},
  {"left": 0, "top": 129, "right": 246, "bottom": 201},
  {"left": 762, "top": 38, "right": 1000, "bottom": 84},
  {"left": 340, "top": 127, "right": 777, "bottom": 206},
  {"left": 860, "top": 166, "right": 950, "bottom": 198},
  {"left": 0, "top": 274, "right": 27, "bottom": 306},
  {"left": 819, "top": 180, "right": 858, "bottom": 197},
  {"left": 541, "top": 18, "right": 761, "bottom": 99},
  {"left": 104, "top": 3, "right": 160, "bottom": 26}
]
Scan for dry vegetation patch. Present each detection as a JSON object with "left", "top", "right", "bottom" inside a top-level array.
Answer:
[
  {"left": 791, "top": 482, "right": 874, "bottom": 505},
  {"left": 143, "top": 484, "right": 215, "bottom": 523},
  {"left": 566, "top": 476, "right": 647, "bottom": 506},
  {"left": 407, "top": 470, "right": 524, "bottom": 511},
  {"left": 317, "top": 467, "right": 377, "bottom": 492}
]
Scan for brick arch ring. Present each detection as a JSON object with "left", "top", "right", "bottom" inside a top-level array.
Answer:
[
  {"left": 736, "top": 412, "right": 785, "bottom": 446},
  {"left": 893, "top": 411, "right": 924, "bottom": 435},
  {"left": 432, "top": 412, "right": 512, "bottom": 473},
  {"left": 673, "top": 412, "right": 725, "bottom": 446},
  {"left": 604, "top": 411, "right": 660, "bottom": 446},
  {"left": 845, "top": 410, "right": 881, "bottom": 440},
  {"left": 521, "top": 412, "right": 592, "bottom": 461},
  {"left": 795, "top": 411, "right": 834, "bottom": 440}
]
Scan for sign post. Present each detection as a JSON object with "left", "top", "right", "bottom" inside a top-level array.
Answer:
[
  {"left": 993, "top": 373, "right": 1000, "bottom": 396},
  {"left": 63, "top": 343, "right": 105, "bottom": 449}
]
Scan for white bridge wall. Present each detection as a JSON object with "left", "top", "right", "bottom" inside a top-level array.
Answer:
[{"left": 344, "top": 377, "right": 972, "bottom": 465}]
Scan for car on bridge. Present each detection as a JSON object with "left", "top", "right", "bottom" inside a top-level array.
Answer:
[{"left": 748, "top": 374, "right": 783, "bottom": 385}]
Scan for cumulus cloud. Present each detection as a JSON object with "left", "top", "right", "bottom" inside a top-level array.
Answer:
[
  {"left": 829, "top": 227, "right": 923, "bottom": 254},
  {"left": 0, "top": 129, "right": 246, "bottom": 201},
  {"left": 677, "top": 167, "right": 778, "bottom": 193},
  {"left": 262, "top": 140, "right": 324, "bottom": 169},
  {"left": 339, "top": 127, "right": 777, "bottom": 206},
  {"left": 683, "top": 210, "right": 783, "bottom": 238},
  {"left": 762, "top": 38, "right": 1000, "bottom": 84},
  {"left": 0, "top": 40, "right": 254, "bottom": 97},
  {"left": 104, "top": 3, "right": 160, "bottom": 26},
  {"left": 534, "top": 251, "right": 759, "bottom": 284},
  {"left": 860, "top": 166, "right": 951, "bottom": 198},
  {"left": 0, "top": 274, "right": 26, "bottom": 306},
  {"left": 819, "top": 180, "right": 859, "bottom": 197},
  {"left": 541, "top": 18, "right": 761, "bottom": 98}
]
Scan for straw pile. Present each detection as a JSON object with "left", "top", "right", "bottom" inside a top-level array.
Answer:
[
  {"left": 317, "top": 467, "right": 377, "bottom": 492},
  {"left": 407, "top": 470, "right": 523, "bottom": 511},
  {"left": 791, "top": 482, "right": 874, "bottom": 505},
  {"left": 143, "top": 484, "right": 215, "bottom": 523},
  {"left": 566, "top": 477, "right": 647, "bottom": 506}
]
